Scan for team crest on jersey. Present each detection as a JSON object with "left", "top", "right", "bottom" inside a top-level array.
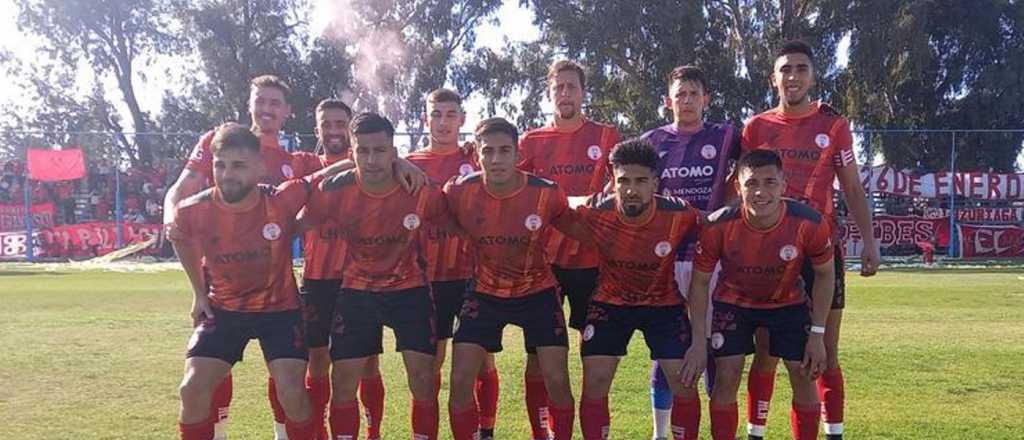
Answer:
[
  {"left": 710, "top": 332, "right": 724, "bottom": 349},
  {"left": 779, "top": 244, "right": 799, "bottom": 261},
  {"left": 654, "top": 241, "right": 673, "bottom": 257},
  {"left": 701, "top": 144, "right": 717, "bottom": 160},
  {"left": 403, "top": 213, "right": 421, "bottom": 230},
  {"left": 524, "top": 214, "right": 543, "bottom": 231},
  {"left": 815, "top": 133, "right": 831, "bottom": 149},
  {"left": 582, "top": 324, "right": 595, "bottom": 341},
  {"left": 281, "top": 164, "right": 294, "bottom": 178},
  {"left": 262, "top": 222, "right": 282, "bottom": 240},
  {"left": 587, "top": 144, "right": 603, "bottom": 160},
  {"left": 458, "top": 163, "right": 475, "bottom": 176}
]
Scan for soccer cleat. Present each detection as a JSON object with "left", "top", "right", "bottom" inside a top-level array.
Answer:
[
  {"left": 748, "top": 436, "right": 764, "bottom": 440},
  {"left": 826, "top": 436, "right": 843, "bottom": 440}
]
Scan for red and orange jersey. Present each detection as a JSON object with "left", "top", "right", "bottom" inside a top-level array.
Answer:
[
  {"left": 518, "top": 119, "right": 621, "bottom": 269},
  {"left": 444, "top": 172, "right": 571, "bottom": 298},
  {"left": 405, "top": 148, "right": 479, "bottom": 282},
  {"left": 694, "top": 199, "right": 834, "bottom": 309},
  {"left": 741, "top": 101, "right": 856, "bottom": 221},
  {"left": 291, "top": 151, "right": 349, "bottom": 280},
  {"left": 304, "top": 170, "right": 448, "bottom": 292},
  {"left": 174, "top": 179, "right": 311, "bottom": 312},
  {"left": 184, "top": 129, "right": 298, "bottom": 185},
  {"left": 574, "top": 194, "right": 701, "bottom": 306}
]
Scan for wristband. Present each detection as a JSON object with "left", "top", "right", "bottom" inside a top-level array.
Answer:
[{"left": 810, "top": 325, "right": 826, "bottom": 335}]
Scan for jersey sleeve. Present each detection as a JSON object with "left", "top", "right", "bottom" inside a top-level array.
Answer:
[
  {"left": 551, "top": 194, "right": 593, "bottom": 243},
  {"left": 516, "top": 136, "right": 536, "bottom": 172},
  {"left": 830, "top": 118, "right": 856, "bottom": 168},
  {"left": 172, "top": 203, "right": 197, "bottom": 242},
  {"left": 290, "top": 152, "right": 323, "bottom": 178},
  {"left": 302, "top": 179, "right": 336, "bottom": 227},
  {"left": 805, "top": 220, "right": 835, "bottom": 266},
  {"left": 274, "top": 178, "right": 313, "bottom": 218},
  {"left": 679, "top": 205, "right": 703, "bottom": 245},
  {"left": 184, "top": 130, "right": 216, "bottom": 179},
  {"left": 693, "top": 224, "right": 723, "bottom": 273},
  {"left": 739, "top": 118, "right": 756, "bottom": 152},
  {"left": 422, "top": 185, "right": 451, "bottom": 225}
]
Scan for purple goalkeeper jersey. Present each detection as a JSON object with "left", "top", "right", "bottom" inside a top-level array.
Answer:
[{"left": 641, "top": 121, "right": 740, "bottom": 259}]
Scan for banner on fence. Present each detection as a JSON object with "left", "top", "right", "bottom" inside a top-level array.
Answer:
[
  {"left": 958, "top": 224, "right": 1024, "bottom": 258},
  {"left": 859, "top": 166, "right": 1024, "bottom": 200},
  {"left": 0, "top": 203, "right": 55, "bottom": 232},
  {"left": 923, "top": 207, "right": 1024, "bottom": 223},
  {"left": 0, "top": 222, "right": 163, "bottom": 259},
  {"left": 840, "top": 215, "right": 949, "bottom": 257}
]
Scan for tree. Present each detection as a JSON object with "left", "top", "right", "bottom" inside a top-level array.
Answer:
[{"left": 16, "top": 0, "right": 186, "bottom": 166}]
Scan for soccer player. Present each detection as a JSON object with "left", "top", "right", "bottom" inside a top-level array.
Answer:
[
  {"left": 741, "top": 40, "right": 880, "bottom": 440},
  {"left": 637, "top": 65, "right": 741, "bottom": 440},
  {"left": 163, "top": 76, "right": 424, "bottom": 440},
  {"left": 289, "top": 99, "right": 384, "bottom": 440},
  {"left": 569, "top": 139, "right": 705, "bottom": 440},
  {"left": 697, "top": 149, "right": 835, "bottom": 440},
  {"left": 171, "top": 123, "right": 316, "bottom": 440},
  {"left": 404, "top": 88, "right": 500, "bottom": 439},
  {"left": 517, "top": 60, "right": 621, "bottom": 438},
  {"left": 446, "top": 118, "right": 577, "bottom": 440},
  {"left": 302, "top": 112, "right": 446, "bottom": 440}
]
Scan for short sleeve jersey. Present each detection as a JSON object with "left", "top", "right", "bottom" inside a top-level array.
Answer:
[
  {"left": 184, "top": 129, "right": 299, "bottom": 185},
  {"left": 741, "top": 102, "right": 856, "bottom": 221},
  {"left": 405, "top": 148, "right": 479, "bottom": 282},
  {"left": 174, "top": 179, "right": 311, "bottom": 312},
  {"left": 576, "top": 194, "right": 701, "bottom": 306},
  {"left": 444, "top": 172, "right": 571, "bottom": 298},
  {"left": 304, "top": 170, "right": 448, "bottom": 292},
  {"left": 290, "top": 151, "right": 349, "bottom": 280},
  {"left": 518, "top": 119, "right": 621, "bottom": 269},
  {"left": 694, "top": 200, "right": 834, "bottom": 309}
]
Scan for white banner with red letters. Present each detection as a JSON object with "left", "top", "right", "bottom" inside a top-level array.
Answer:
[
  {"left": 0, "top": 203, "right": 55, "bottom": 232},
  {"left": 923, "top": 207, "right": 1024, "bottom": 223},
  {"left": 840, "top": 215, "right": 949, "bottom": 257},
  {"left": 957, "top": 224, "right": 1024, "bottom": 258},
  {"left": 859, "top": 166, "right": 1024, "bottom": 200}
]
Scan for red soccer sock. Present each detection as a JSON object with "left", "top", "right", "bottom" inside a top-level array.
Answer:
[
  {"left": 449, "top": 403, "right": 480, "bottom": 440},
  {"left": 268, "top": 376, "right": 287, "bottom": 424},
  {"left": 746, "top": 369, "right": 776, "bottom": 435},
  {"left": 548, "top": 402, "right": 575, "bottom": 440},
  {"left": 329, "top": 399, "right": 360, "bottom": 440},
  {"left": 524, "top": 374, "right": 551, "bottom": 440},
  {"left": 179, "top": 417, "right": 215, "bottom": 440},
  {"left": 305, "top": 374, "right": 331, "bottom": 440},
  {"left": 579, "top": 397, "right": 610, "bottom": 440},
  {"left": 709, "top": 402, "right": 739, "bottom": 440},
  {"left": 285, "top": 415, "right": 315, "bottom": 440},
  {"left": 817, "top": 367, "right": 845, "bottom": 434},
  {"left": 671, "top": 394, "right": 701, "bottom": 440},
  {"left": 412, "top": 399, "right": 439, "bottom": 440},
  {"left": 359, "top": 374, "right": 385, "bottom": 439},
  {"left": 210, "top": 373, "right": 232, "bottom": 425},
  {"left": 476, "top": 368, "right": 500, "bottom": 429},
  {"left": 791, "top": 401, "right": 821, "bottom": 440}
]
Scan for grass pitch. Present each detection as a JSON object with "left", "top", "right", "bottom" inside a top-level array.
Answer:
[{"left": 0, "top": 264, "right": 1022, "bottom": 439}]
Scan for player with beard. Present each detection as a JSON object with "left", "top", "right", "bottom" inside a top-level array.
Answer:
[
  {"left": 517, "top": 60, "right": 621, "bottom": 439},
  {"left": 289, "top": 99, "right": 385, "bottom": 440},
  {"left": 164, "top": 75, "right": 426, "bottom": 440},
  {"left": 740, "top": 41, "right": 879, "bottom": 440},
  {"left": 302, "top": 113, "right": 448, "bottom": 440},
  {"left": 404, "top": 89, "right": 501, "bottom": 439},
  {"left": 172, "top": 123, "right": 316, "bottom": 440},
  {"left": 568, "top": 139, "right": 705, "bottom": 440},
  {"left": 446, "top": 118, "right": 579, "bottom": 440},
  {"left": 699, "top": 150, "right": 835, "bottom": 440}
]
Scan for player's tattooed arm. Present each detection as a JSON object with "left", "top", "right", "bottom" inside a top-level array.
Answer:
[
  {"left": 804, "top": 259, "right": 835, "bottom": 379},
  {"left": 313, "top": 157, "right": 429, "bottom": 194},
  {"left": 681, "top": 269, "right": 711, "bottom": 388},
  {"left": 551, "top": 206, "right": 594, "bottom": 244},
  {"left": 837, "top": 163, "right": 879, "bottom": 276},
  {"left": 170, "top": 237, "right": 212, "bottom": 327},
  {"left": 163, "top": 169, "right": 206, "bottom": 241}
]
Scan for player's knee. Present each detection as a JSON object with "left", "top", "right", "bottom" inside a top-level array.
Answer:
[
  {"left": 524, "top": 354, "right": 542, "bottom": 376},
  {"left": 581, "top": 368, "right": 614, "bottom": 399},
  {"left": 449, "top": 367, "right": 477, "bottom": 404},
  {"left": 406, "top": 367, "right": 436, "bottom": 399},
  {"left": 362, "top": 356, "right": 381, "bottom": 377},
  {"left": 750, "top": 352, "right": 778, "bottom": 372},
  {"left": 178, "top": 376, "right": 211, "bottom": 408},
  {"left": 308, "top": 349, "right": 332, "bottom": 377}
]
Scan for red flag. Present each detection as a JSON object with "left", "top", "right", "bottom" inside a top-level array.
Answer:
[{"left": 27, "top": 148, "right": 86, "bottom": 181}]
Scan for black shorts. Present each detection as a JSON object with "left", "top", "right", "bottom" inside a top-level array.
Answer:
[
  {"left": 709, "top": 301, "right": 810, "bottom": 361},
  {"left": 301, "top": 278, "right": 342, "bottom": 348},
  {"left": 801, "top": 245, "right": 846, "bottom": 309},
  {"left": 551, "top": 265, "right": 599, "bottom": 330},
  {"left": 453, "top": 288, "right": 569, "bottom": 354},
  {"left": 186, "top": 307, "right": 307, "bottom": 365},
  {"left": 433, "top": 279, "right": 470, "bottom": 340},
  {"left": 330, "top": 286, "right": 437, "bottom": 360},
  {"left": 580, "top": 301, "right": 692, "bottom": 360}
]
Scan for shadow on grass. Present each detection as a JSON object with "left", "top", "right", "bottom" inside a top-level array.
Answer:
[
  {"left": 881, "top": 267, "right": 1024, "bottom": 274},
  {"left": 0, "top": 271, "right": 69, "bottom": 276}
]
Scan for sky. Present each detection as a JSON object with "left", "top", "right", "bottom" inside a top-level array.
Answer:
[{"left": 1, "top": 1, "right": 1020, "bottom": 170}]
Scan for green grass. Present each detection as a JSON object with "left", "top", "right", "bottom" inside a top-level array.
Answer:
[{"left": 1, "top": 264, "right": 1022, "bottom": 439}]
